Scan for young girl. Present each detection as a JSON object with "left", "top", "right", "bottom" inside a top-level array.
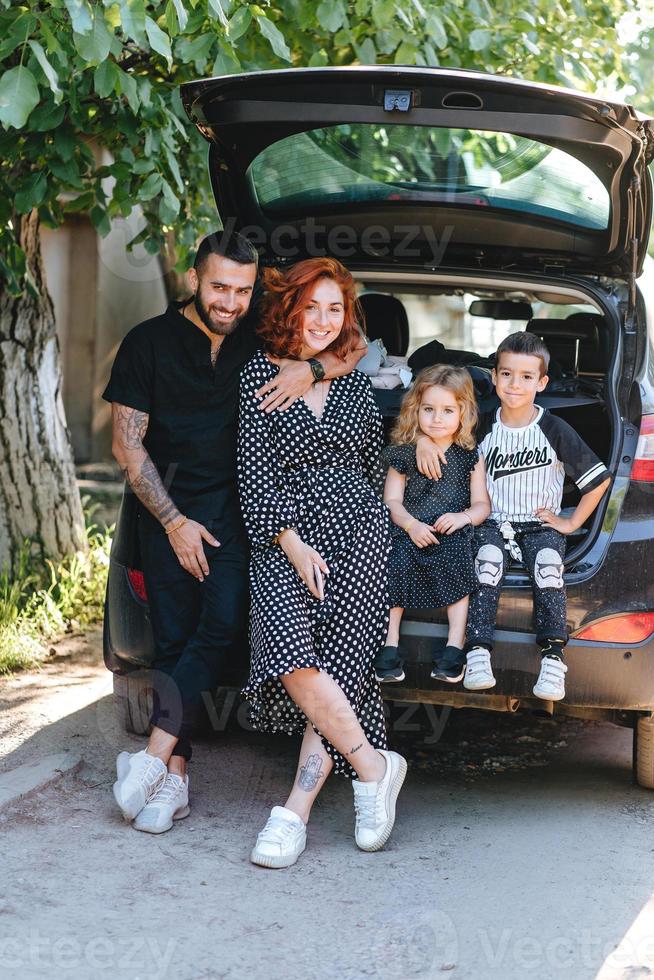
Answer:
[{"left": 375, "top": 365, "right": 491, "bottom": 684}]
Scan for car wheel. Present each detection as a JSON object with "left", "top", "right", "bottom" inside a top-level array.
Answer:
[
  {"left": 113, "top": 672, "right": 153, "bottom": 736},
  {"left": 634, "top": 716, "right": 654, "bottom": 789}
]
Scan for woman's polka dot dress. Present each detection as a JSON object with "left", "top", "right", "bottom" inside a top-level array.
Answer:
[
  {"left": 383, "top": 443, "right": 479, "bottom": 609},
  {"left": 237, "top": 350, "right": 391, "bottom": 778}
]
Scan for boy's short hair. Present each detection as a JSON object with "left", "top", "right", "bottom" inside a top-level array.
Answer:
[
  {"left": 194, "top": 229, "right": 259, "bottom": 271},
  {"left": 495, "top": 331, "right": 550, "bottom": 376}
]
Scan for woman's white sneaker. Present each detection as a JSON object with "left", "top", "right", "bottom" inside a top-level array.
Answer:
[
  {"left": 533, "top": 656, "right": 567, "bottom": 701},
  {"left": 250, "top": 806, "right": 307, "bottom": 869},
  {"left": 132, "top": 773, "right": 190, "bottom": 834},
  {"left": 463, "top": 647, "right": 496, "bottom": 691},
  {"left": 352, "top": 749, "right": 407, "bottom": 852},
  {"left": 113, "top": 750, "right": 167, "bottom": 821}
]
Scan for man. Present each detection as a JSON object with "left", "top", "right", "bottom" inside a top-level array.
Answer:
[{"left": 104, "top": 230, "right": 366, "bottom": 834}]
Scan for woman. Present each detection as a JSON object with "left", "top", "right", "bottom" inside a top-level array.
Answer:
[{"left": 237, "top": 257, "right": 407, "bottom": 868}]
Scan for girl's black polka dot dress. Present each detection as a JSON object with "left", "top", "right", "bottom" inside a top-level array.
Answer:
[
  {"left": 237, "top": 350, "right": 391, "bottom": 778},
  {"left": 383, "top": 443, "right": 479, "bottom": 609}
]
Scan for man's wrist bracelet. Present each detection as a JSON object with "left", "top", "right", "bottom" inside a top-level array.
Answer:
[{"left": 164, "top": 516, "right": 187, "bottom": 535}]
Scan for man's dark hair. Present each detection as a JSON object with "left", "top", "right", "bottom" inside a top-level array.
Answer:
[
  {"left": 194, "top": 229, "right": 259, "bottom": 271},
  {"left": 496, "top": 331, "right": 550, "bottom": 376}
]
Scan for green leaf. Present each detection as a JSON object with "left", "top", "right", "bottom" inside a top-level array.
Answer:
[
  {"left": 371, "top": 0, "right": 395, "bottom": 30},
  {"left": 395, "top": 6, "right": 413, "bottom": 30},
  {"left": 64, "top": 0, "right": 93, "bottom": 35},
  {"left": 0, "top": 66, "right": 40, "bottom": 130},
  {"left": 468, "top": 28, "right": 491, "bottom": 51},
  {"left": 159, "top": 178, "right": 180, "bottom": 224},
  {"left": 426, "top": 12, "right": 448, "bottom": 49},
  {"left": 94, "top": 60, "right": 119, "bottom": 99},
  {"left": 256, "top": 13, "right": 291, "bottom": 62},
  {"left": 119, "top": 0, "right": 147, "bottom": 47},
  {"left": 15, "top": 172, "right": 48, "bottom": 214},
  {"left": 394, "top": 39, "right": 418, "bottom": 64},
  {"left": 139, "top": 172, "right": 163, "bottom": 201},
  {"left": 48, "top": 158, "right": 84, "bottom": 189},
  {"left": 524, "top": 37, "right": 540, "bottom": 56},
  {"left": 207, "top": 0, "right": 229, "bottom": 28},
  {"left": 422, "top": 40, "right": 439, "bottom": 66},
  {"left": 116, "top": 67, "right": 140, "bottom": 113},
  {"left": 73, "top": 9, "right": 113, "bottom": 64},
  {"left": 145, "top": 15, "right": 173, "bottom": 68},
  {"left": 164, "top": 144, "right": 184, "bottom": 193},
  {"left": 356, "top": 37, "right": 376, "bottom": 64},
  {"left": 0, "top": 12, "right": 37, "bottom": 61},
  {"left": 308, "top": 50, "right": 329, "bottom": 67},
  {"left": 317, "top": 0, "right": 346, "bottom": 33},
  {"left": 170, "top": 0, "right": 188, "bottom": 32},
  {"left": 28, "top": 101, "right": 66, "bottom": 132},
  {"left": 144, "top": 236, "right": 161, "bottom": 255},
  {"left": 228, "top": 6, "right": 251, "bottom": 41},
  {"left": 28, "top": 41, "right": 63, "bottom": 105},
  {"left": 90, "top": 205, "right": 111, "bottom": 237},
  {"left": 212, "top": 44, "right": 241, "bottom": 75},
  {"left": 54, "top": 127, "right": 76, "bottom": 162}
]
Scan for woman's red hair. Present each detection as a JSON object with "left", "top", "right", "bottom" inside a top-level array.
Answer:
[{"left": 257, "top": 258, "right": 364, "bottom": 360}]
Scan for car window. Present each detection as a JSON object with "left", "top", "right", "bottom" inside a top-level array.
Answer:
[{"left": 248, "top": 124, "right": 610, "bottom": 232}]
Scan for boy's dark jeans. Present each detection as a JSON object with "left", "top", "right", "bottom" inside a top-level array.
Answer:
[
  {"left": 138, "top": 513, "right": 249, "bottom": 761},
  {"left": 467, "top": 520, "right": 568, "bottom": 652}
]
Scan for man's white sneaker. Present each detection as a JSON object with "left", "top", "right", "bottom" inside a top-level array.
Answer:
[
  {"left": 533, "top": 656, "right": 567, "bottom": 701},
  {"left": 113, "top": 750, "right": 167, "bottom": 821},
  {"left": 132, "top": 773, "right": 190, "bottom": 834},
  {"left": 463, "top": 647, "right": 496, "bottom": 691},
  {"left": 250, "top": 806, "right": 307, "bottom": 869},
  {"left": 352, "top": 749, "right": 407, "bottom": 852}
]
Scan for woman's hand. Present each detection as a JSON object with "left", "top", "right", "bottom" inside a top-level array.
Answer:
[
  {"left": 432, "top": 512, "right": 472, "bottom": 535},
  {"left": 255, "top": 359, "right": 313, "bottom": 413},
  {"left": 407, "top": 520, "right": 439, "bottom": 548},
  {"left": 415, "top": 436, "right": 448, "bottom": 480},
  {"left": 279, "top": 530, "right": 330, "bottom": 598}
]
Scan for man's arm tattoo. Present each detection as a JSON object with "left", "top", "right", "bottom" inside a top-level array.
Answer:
[
  {"left": 114, "top": 404, "right": 180, "bottom": 526},
  {"left": 298, "top": 754, "right": 325, "bottom": 791},
  {"left": 347, "top": 742, "right": 363, "bottom": 756}
]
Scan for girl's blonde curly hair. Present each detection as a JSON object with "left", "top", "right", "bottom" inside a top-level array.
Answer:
[{"left": 391, "top": 364, "right": 478, "bottom": 450}]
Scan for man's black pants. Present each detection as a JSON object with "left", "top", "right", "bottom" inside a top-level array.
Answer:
[{"left": 138, "top": 514, "right": 249, "bottom": 761}]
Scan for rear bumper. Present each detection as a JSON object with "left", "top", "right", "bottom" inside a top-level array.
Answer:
[{"left": 399, "top": 619, "right": 654, "bottom": 711}]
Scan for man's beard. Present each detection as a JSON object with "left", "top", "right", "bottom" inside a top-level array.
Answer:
[{"left": 194, "top": 293, "right": 244, "bottom": 336}]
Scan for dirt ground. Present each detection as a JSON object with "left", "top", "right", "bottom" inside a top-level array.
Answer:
[{"left": 2, "top": 631, "right": 654, "bottom": 980}]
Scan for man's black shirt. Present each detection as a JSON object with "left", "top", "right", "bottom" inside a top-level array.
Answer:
[{"left": 102, "top": 301, "right": 259, "bottom": 525}]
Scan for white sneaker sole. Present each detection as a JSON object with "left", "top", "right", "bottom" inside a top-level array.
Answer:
[
  {"left": 375, "top": 671, "right": 406, "bottom": 683},
  {"left": 533, "top": 684, "right": 565, "bottom": 702},
  {"left": 132, "top": 804, "right": 191, "bottom": 835},
  {"left": 113, "top": 752, "right": 163, "bottom": 822},
  {"left": 250, "top": 837, "right": 306, "bottom": 869},
  {"left": 356, "top": 754, "right": 408, "bottom": 853},
  {"left": 463, "top": 675, "right": 496, "bottom": 691}
]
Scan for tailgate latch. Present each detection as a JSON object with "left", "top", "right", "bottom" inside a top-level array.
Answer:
[{"left": 384, "top": 89, "right": 412, "bottom": 112}]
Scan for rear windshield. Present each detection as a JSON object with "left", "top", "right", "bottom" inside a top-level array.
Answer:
[{"left": 248, "top": 124, "right": 610, "bottom": 231}]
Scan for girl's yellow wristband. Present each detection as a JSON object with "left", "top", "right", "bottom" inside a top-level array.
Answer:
[{"left": 403, "top": 518, "right": 415, "bottom": 533}]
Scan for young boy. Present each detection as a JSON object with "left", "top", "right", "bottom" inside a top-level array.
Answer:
[{"left": 462, "top": 331, "right": 611, "bottom": 701}]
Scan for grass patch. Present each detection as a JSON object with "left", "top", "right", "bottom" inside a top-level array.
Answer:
[{"left": 0, "top": 500, "right": 112, "bottom": 675}]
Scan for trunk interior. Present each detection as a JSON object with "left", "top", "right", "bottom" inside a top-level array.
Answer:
[{"left": 343, "top": 267, "right": 619, "bottom": 584}]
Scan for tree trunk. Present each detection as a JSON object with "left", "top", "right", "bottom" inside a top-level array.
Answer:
[{"left": 0, "top": 211, "right": 86, "bottom": 572}]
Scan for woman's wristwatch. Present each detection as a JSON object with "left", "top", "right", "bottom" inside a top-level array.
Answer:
[{"left": 308, "top": 358, "right": 326, "bottom": 382}]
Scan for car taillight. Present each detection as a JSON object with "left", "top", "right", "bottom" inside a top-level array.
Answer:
[
  {"left": 574, "top": 612, "right": 654, "bottom": 643},
  {"left": 127, "top": 568, "right": 148, "bottom": 603},
  {"left": 632, "top": 414, "right": 654, "bottom": 482}
]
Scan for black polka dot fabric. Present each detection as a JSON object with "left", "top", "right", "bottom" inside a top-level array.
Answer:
[
  {"left": 237, "top": 350, "right": 391, "bottom": 778},
  {"left": 383, "top": 443, "right": 479, "bottom": 609}
]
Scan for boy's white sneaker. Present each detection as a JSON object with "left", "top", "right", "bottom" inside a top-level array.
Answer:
[
  {"left": 113, "top": 750, "right": 167, "bottom": 821},
  {"left": 132, "top": 773, "right": 190, "bottom": 834},
  {"left": 533, "top": 656, "right": 567, "bottom": 701},
  {"left": 250, "top": 806, "right": 307, "bottom": 869},
  {"left": 352, "top": 749, "right": 407, "bottom": 852},
  {"left": 463, "top": 647, "right": 496, "bottom": 690}
]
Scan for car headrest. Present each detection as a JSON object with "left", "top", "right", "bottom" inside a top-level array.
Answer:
[
  {"left": 525, "top": 318, "right": 598, "bottom": 342},
  {"left": 359, "top": 293, "right": 409, "bottom": 356}
]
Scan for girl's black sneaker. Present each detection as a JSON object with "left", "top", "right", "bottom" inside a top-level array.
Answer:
[
  {"left": 374, "top": 645, "right": 406, "bottom": 683},
  {"left": 431, "top": 646, "right": 465, "bottom": 683}
]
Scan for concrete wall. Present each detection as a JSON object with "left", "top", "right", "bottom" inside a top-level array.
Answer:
[{"left": 42, "top": 211, "right": 167, "bottom": 464}]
